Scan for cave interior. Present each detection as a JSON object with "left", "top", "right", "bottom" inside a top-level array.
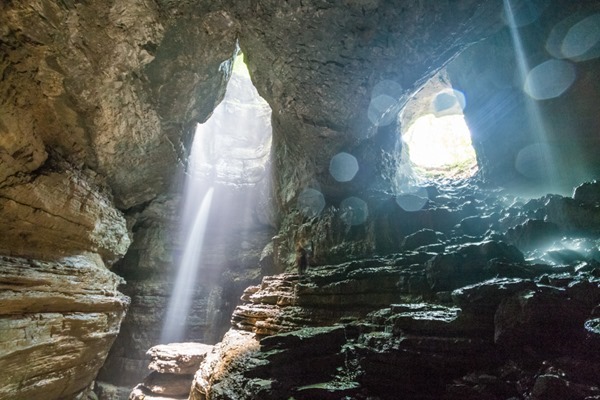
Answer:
[{"left": 1, "top": 1, "right": 600, "bottom": 400}]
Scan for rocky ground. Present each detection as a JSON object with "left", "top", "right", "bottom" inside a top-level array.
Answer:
[{"left": 183, "top": 178, "right": 600, "bottom": 400}]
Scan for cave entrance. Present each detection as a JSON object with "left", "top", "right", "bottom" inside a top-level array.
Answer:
[
  {"left": 162, "top": 51, "right": 273, "bottom": 343},
  {"left": 400, "top": 72, "right": 478, "bottom": 179}
]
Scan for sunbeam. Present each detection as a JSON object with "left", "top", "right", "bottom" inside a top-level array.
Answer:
[
  {"left": 160, "top": 52, "right": 272, "bottom": 344},
  {"left": 503, "top": 0, "right": 558, "bottom": 187}
]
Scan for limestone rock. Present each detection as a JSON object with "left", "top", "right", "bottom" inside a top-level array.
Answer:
[
  {"left": 401, "top": 229, "right": 441, "bottom": 251},
  {"left": 190, "top": 330, "right": 260, "bottom": 400},
  {"left": 0, "top": 254, "right": 129, "bottom": 400},
  {"left": 127, "top": 342, "right": 214, "bottom": 400},
  {"left": 0, "top": 156, "right": 130, "bottom": 264},
  {"left": 129, "top": 384, "right": 187, "bottom": 400},
  {"left": 531, "top": 374, "right": 584, "bottom": 400},
  {"left": 573, "top": 180, "right": 600, "bottom": 204},
  {"left": 426, "top": 241, "right": 524, "bottom": 291},
  {"left": 232, "top": 0, "right": 503, "bottom": 205},
  {"left": 147, "top": 343, "right": 214, "bottom": 375},
  {"left": 143, "top": 372, "right": 195, "bottom": 396},
  {"left": 0, "top": 1, "right": 237, "bottom": 209},
  {"left": 504, "top": 219, "right": 562, "bottom": 251},
  {"left": 545, "top": 196, "right": 600, "bottom": 234},
  {"left": 494, "top": 287, "right": 590, "bottom": 354}
]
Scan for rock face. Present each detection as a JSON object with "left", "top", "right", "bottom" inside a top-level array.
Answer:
[
  {"left": 190, "top": 180, "right": 600, "bottom": 400},
  {"left": 0, "top": 254, "right": 129, "bottom": 400},
  {"left": 231, "top": 0, "right": 504, "bottom": 207},
  {"left": 191, "top": 264, "right": 600, "bottom": 399},
  {"left": 2, "top": 0, "right": 600, "bottom": 399},
  {"left": 1, "top": 1, "right": 237, "bottom": 397},
  {"left": 0, "top": 153, "right": 130, "bottom": 263},
  {"left": 0, "top": 0, "right": 237, "bottom": 209}
]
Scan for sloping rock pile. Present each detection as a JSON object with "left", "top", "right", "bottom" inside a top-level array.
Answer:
[{"left": 188, "top": 179, "right": 600, "bottom": 399}]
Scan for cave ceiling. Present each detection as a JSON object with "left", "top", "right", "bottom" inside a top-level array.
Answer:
[{"left": 0, "top": 0, "right": 506, "bottom": 217}]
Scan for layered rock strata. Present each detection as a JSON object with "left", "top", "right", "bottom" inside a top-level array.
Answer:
[
  {"left": 1, "top": 1, "right": 237, "bottom": 397},
  {"left": 190, "top": 180, "right": 600, "bottom": 399},
  {"left": 0, "top": 254, "right": 129, "bottom": 400},
  {"left": 0, "top": 153, "right": 130, "bottom": 263},
  {"left": 192, "top": 262, "right": 600, "bottom": 399}
]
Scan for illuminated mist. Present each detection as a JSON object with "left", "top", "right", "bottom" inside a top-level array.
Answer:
[
  {"left": 503, "top": 0, "right": 568, "bottom": 189},
  {"left": 160, "top": 52, "right": 272, "bottom": 343}
]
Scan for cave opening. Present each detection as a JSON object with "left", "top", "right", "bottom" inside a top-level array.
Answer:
[
  {"left": 400, "top": 74, "right": 478, "bottom": 181},
  {"left": 161, "top": 51, "right": 273, "bottom": 343}
]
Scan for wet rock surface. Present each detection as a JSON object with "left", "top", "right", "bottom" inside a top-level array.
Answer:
[{"left": 190, "top": 179, "right": 600, "bottom": 400}]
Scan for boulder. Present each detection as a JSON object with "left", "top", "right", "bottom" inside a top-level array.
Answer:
[
  {"left": 426, "top": 241, "right": 524, "bottom": 291},
  {"left": 401, "top": 229, "right": 441, "bottom": 251},
  {"left": 147, "top": 343, "right": 214, "bottom": 375},
  {"left": 494, "top": 287, "right": 589, "bottom": 354},
  {"left": 504, "top": 219, "right": 562, "bottom": 251},
  {"left": 573, "top": 180, "right": 600, "bottom": 205}
]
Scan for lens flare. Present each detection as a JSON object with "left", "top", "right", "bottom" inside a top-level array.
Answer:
[
  {"left": 396, "top": 186, "right": 429, "bottom": 212},
  {"left": 515, "top": 142, "right": 553, "bottom": 179},
  {"left": 562, "top": 14, "right": 600, "bottom": 61},
  {"left": 368, "top": 94, "right": 398, "bottom": 126},
  {"left": 329, "top": 152, "right": 359, "bottom": 182},
  {"left": 523, "top": 59, "right": 576, "bottom": 100},
  {"left": 340, "top": 196, "right": 368, "bottom": 226},
  {"left": 298, "top": 188, "right": 325, "bottom": 218},
  {"left": 432, "top": 89, "right": 466, "bottom": 116}
]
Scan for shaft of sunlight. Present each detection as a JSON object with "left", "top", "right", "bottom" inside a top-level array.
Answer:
[
  {"left": 160, "top": 186, "right": 214, "bottom": 344},
  {"left": 159, "top": 51, "right": 272, "bottom": 344},
  {"left": 503, "top": 0, "right": 556, "bottom": 185}
]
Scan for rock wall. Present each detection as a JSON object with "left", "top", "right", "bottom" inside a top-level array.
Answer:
[
  {"left": 0, "top": 254, "right": 129, "bottom": 400},
  {"left": 0, "top": 1, "right": 237, "bottom": 398},
  {"left": 3, "top": 0, "right": 600, "bottom": 399},
  {"left": 231, "top": 0, "right": 504, "bottom": 207},
  {"left": 189, "top": 180, "right": 600, "bottom": 400}
]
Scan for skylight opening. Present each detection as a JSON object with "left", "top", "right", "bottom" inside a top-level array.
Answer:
[
  {"left": 403, "top": 112, "right": 478, "bottom": 179},
  {"left": 400, "top": 81, "right": 478, "bottom": 180}
]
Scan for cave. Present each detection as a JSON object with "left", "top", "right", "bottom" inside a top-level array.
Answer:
[{"left": 1, "top": 1, "right": 600, "bottom": 400}]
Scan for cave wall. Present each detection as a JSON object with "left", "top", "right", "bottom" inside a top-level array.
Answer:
[
  {"left": 0, "top": 1, "right": 238, "bottom": 399},
  {"left": 231, "top": 0, "right": 504, "bottom": 208},
  {"left": 6, "top": 0, "right": 600, "bottom": 398},
  {"left": 447, "top": 0, "right": 600, "bottom": 194}
]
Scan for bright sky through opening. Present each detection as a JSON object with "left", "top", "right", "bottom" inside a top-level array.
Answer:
[{"left": 403, "top": 113, "right": 477, "bottom": 176}]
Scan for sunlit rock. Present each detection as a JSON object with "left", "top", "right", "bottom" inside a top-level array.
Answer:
[
  {"left": 573, "top": 180, "right": 600, "bottom": 204},
  {"left": 128, "top": 342, "right": 213, "bottom": 400},
  {"left": 505, "top": 218, "right": 562, "bottom": 251},
  {"left": 147, "top": 343, "right": 214, "bottom": 375},
  {"left": 0, "top": 254, "right": 129, "bottom": 400},
  {"left": 401, "top": 229, "right": 442, "bottom": 251}
]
